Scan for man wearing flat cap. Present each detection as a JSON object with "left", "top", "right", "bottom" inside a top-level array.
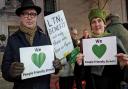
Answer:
[{"left": 1, "top": 0, "right": 61, "bottom": 89}]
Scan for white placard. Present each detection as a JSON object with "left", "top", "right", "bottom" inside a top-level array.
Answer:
[
  {"left": 44, "top": 10, "right": 74, "bottom": 59},
  {"left": 20, "top": 45, "right": 55, "bottom": 79},
  {"left": 83, "top": 36, "right": 117, "bottom": 66}
]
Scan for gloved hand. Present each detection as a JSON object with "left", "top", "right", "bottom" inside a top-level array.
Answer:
[
  {"left": 53, "top": 58, "right": 62, "bottom": 70},
  {"left": 53, "top": 58, "right": 62, "bottom": 74},
  {"left": 10, "top": 62, "right": 24, "bottom": 78}
]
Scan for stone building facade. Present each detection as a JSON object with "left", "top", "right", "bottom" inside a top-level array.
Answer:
[
  {"left": 56, "top": 0, "right": 127, "bottom": 36},
  {"left": 0, "top": 0, "right": 127, "bottom": 43}
]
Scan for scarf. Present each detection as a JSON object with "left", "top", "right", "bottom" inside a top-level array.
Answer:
[
  {"left": 91, "top": 31, "right": 111, "bottom": 38},
  {"left": 20, "top": 24, "right": 36, "bottom": 45}
]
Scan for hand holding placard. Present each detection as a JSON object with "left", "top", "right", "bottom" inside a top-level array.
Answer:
[{"left": 10, "top": 62, "right": 24, "bottom": 78}]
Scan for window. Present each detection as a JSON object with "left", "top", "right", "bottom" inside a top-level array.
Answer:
[
  {"left": 126, "top": 0, "right": 128, "bottom": 20},
  {"left": 44, "top": 0, "right": 56, "bottom": 16},
  {"left": 8, "top": 26, "right": 19, "bottom": 36}
]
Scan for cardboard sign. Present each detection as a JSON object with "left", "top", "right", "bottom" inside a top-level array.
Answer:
[
  {"left": 44, "top": 10, "right": 74, "bottom": 59},
  {"left": 83, "top": 36, "right": 117, "bottom": 66},
  {"left": 20, "top": 45, "right": 55, "bottom": 79}
]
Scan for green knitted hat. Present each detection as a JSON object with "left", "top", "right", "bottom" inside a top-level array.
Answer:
[{"left": 88, "top": 9, "right": 107, "bottom": 23}]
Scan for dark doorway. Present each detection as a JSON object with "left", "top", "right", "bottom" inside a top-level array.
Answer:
[
  {"left": 44, "top": 0, "right": 56, "bottom": 16},
  {"left": 126, "top": 0, "right": 128, "bottom": 20}
]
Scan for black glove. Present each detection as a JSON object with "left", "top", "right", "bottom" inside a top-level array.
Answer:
[
  {"left": 53, "top": 58, "right": 62, "bottom": 69},
  {"left": 10, "top": 62, "right": 24, "bottom": 78},
  {"left": 53, "top": 58, "right": 62, "bottom": 74}
]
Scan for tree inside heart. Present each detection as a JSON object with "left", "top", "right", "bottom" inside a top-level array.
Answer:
[
  {"left": 31, "top": 52, "right": 46, "bottom": 68},
  {"left": 92, "top": 44, "right": 107, "bottom": 58}
]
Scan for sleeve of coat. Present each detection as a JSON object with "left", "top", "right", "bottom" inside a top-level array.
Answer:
[{"left": 1, "top": 37, "right": 20, "bottom": 82}]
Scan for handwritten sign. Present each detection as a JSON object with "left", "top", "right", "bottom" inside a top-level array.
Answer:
[
  {"left": 44, "top": 10, "right": 74, "bottom": 59},
  {"left": 83, "top": 36, "right": 117, "bottom": 66},
  {"left": 20, "top": 45, "right": 55, "bottom": 79}
]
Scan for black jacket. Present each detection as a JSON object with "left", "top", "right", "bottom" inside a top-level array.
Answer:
[{"left": 1, "top": 27, "right": 51, "bottom": 89}]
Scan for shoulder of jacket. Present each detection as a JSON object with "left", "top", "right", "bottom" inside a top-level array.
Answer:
[{"left": 37, "top": 26, "right": 46, "bottom": 34}]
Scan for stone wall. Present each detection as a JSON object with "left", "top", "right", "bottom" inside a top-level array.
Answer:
[
  {"left": 0, "top": 52, "right": 3, "bottom": 65},
  {"left": 56, "top": 0, "right": 127, "bottom": 37}
]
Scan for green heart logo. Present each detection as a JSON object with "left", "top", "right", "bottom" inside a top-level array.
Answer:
[
  {"left": 32, "top": 52, "right": 46, "bottom": 68},
  {"left": 92, "top": 44, "right": 107, "bottom": 58}
]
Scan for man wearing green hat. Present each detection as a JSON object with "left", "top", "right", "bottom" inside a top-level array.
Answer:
[
  {"left": 1, "top": 0, "right": 61, "bottom": 89},
  {"left": 75, "top": 8, "right": 127, "bottom": 89}
]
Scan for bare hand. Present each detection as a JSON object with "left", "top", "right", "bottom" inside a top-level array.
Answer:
[
  {"left": 117, "top": 53, "right": 128, "bottom": 67},
  {"left": 76, "top": 53, "right": 84, "bottom": 65}
]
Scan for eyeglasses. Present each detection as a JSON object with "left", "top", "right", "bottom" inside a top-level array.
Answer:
[{"left": 21, "top": 12, "right": 37, "bottom": 18}]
